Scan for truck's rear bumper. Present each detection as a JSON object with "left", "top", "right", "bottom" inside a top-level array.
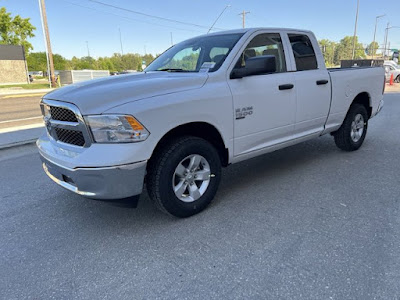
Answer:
[{"left": 40, "top": 154, "right": 146, "bottom": 200}]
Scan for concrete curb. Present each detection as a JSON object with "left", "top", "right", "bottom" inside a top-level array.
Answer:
[
  {"left": 0, "top": 88, "right": 55, "bottom": 96},
  {"left": 0, "top": 139, "right": 37, "bottom": 150}
]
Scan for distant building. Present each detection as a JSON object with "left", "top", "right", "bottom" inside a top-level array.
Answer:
[{"left": 0, "top": 45, "right": 29, "bottom": 85}]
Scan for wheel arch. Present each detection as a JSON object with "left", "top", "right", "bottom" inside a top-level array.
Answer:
[
  {"left": 148, "top": 122, "right": 229, "bottom": 168},
  {"left": 351, "top": 92, "right": 372, "bottom": 119}
]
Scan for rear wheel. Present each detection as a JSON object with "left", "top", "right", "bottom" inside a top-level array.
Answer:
[
  {"left": 333, "top": 104, "right": 368, "bottom": 151},
  {"left": 147, "top": 136, "right": 221, "bottom": 218},
  {"left": 395, "top": 75, "right": 400, "bottom": 83}
]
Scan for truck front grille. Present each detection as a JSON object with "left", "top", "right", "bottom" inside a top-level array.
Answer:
[
  {"left": 41, "top": 99, "right": 91, "bottom": 148},
  {"left": 55, "top": 128, "right": 85, "bottom": 146},
  {"left": 50, "top": 106, "right": 78, "bottom": 122}
]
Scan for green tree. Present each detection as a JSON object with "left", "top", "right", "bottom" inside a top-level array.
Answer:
[
  {"left": 78, "top": 56, "right": 96, "bottom": 69},
  {"left": 27, "top": 52, "right": 67, "bottom": 71},
  {"left": 0, "top": 7, "right": 36, "bottom": 52},
  {"left": 110, "top": 53, "right": 123, "bottom": 71},
  {"left": 142, "top": 53, "right": 155, "bottom": 65},
  {"left": 334, "top": 36, "right": 366, "bottom": 64},
  {"left": 27, "top": 52, "right": 47, "bottom": 72},
  {"left": 42, "top": 52, "right": 158, "bottom": 72},
  {"left": 367, "top": 41, "right": 379, "bottom": 56},
  {"left": 319, "top": 39, "right": 338, "bottom": 67}
]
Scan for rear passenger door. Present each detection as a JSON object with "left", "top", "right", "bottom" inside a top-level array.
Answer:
[{"left": 287, "top": 33, "right": 331, "bottom": 136}]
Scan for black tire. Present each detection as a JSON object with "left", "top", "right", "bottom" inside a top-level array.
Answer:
[
  {"left": 147, "top": 136, "right": 221, "bottom": 218},
  {"left": 333, "top": 104, "right": 368, "bottom": 151},
  {"left": 396, "top": 76, "right": 400, "bottom": 83}
]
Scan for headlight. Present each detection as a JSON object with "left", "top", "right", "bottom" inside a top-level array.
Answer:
[
  {"left": 85, "top": 115, "right": 150, "bottom": 143},
  {"left": 40, "top": 103, "right": 50, "bottom": 118}
]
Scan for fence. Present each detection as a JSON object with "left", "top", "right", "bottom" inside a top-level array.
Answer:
[{"left": 59, "top": 70, "right": 110, "bottom": 85}]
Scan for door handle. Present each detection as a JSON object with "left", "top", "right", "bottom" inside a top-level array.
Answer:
[
  {"left": 316, "top": 79, "right": 329, "bottom": 85},
  {"left": 279, "top": 84, "right": 294, "bottom": 90}
]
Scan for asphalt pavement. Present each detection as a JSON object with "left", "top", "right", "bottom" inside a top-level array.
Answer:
[
  {"left": 0, "top": 93, "right": 44, "bottom": 129},
  {"left": 1, "top": 93, "right": 400, "bottom": 299}
]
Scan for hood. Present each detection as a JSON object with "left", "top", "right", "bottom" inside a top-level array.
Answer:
[{"left": 44, "top": 72, "right": 208, "bottom": 114}]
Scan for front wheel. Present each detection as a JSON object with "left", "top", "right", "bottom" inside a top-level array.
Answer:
[
  {"left": 333, "top": 104, "right": 368, "bottom": 151},
  {"left": 147, "top": 136, "right": 221, "bottom": 218}
]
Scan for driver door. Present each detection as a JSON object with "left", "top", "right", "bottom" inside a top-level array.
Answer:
[{"left": 227, "top": 32, "right": 296, "bottom": 156}]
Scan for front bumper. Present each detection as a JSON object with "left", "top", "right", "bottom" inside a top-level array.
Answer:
[{"left": 40, "top": 154, "right": 147, "bottom": 200}]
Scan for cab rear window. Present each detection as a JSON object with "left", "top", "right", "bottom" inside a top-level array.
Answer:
[{"left": 288, "top": 34, "right": 318, "bottom": 71}]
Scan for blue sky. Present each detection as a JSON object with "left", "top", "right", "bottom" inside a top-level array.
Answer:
[{"left": 1, "top": 0, "right": 399, "bottom": 58}]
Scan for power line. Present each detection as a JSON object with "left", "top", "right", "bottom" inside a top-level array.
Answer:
[
  {"left": 86, "top": 0, "right": 224, "bottom": 31},
  {"left": 61, "top": 0, "right": 205, "bottom": 33}
]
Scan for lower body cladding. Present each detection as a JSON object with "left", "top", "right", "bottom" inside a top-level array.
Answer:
[
  {"left": 40, "top": 155, "right": 147, "bottom": 200},
  {"left": 373, "top": 99, "right": 384, "bottom": 117}
]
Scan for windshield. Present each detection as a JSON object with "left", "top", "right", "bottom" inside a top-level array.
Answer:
[{"left": 145, "top": 33, "right": 244, "bottom": 73}]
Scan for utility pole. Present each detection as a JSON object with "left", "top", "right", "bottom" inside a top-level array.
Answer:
[
  {"left": 372, "top": 14, "right": 385, "bottom": 59},
  {"left": 86, "top": 41, "right": 90, "bottom": 57},
  {"left": 39, "top": 0, "right": 57, "bottom": 88},
  {"left": 119, "top": 28, "right": 124, "bottom": 55},
  {"left": 351, "top": 0, "right": 360, "bottom": 60},
  {"left": 239, "top": 10, "right": 250, "bottom": 29},
  {"left": 170, "top": 32, "right": 173, "bottom": 46}
]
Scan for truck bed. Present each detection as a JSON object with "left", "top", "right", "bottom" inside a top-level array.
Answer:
[{"left": 324, "top": 66, "right": 385, "bottom": 133}]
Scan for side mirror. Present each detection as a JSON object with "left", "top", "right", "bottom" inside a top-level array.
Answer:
[{"left": 231, "top": 55, "right": 276, "bottom": 79}]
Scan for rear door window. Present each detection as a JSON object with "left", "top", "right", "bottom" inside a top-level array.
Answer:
[{"left": 288, "top": 34, "right": 318, "bottom": 71}]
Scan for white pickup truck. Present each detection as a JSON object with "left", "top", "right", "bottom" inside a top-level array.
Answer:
[{"left": 37, "top": 28, "right": 385, "bottom": 217}]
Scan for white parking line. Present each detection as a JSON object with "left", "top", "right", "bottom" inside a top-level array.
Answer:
[
  {"left": 0, "top": 116, "right": 43, "bottom": 124},
  {"left": 0, "top": 123, "right": 44, "bottom": 134}
]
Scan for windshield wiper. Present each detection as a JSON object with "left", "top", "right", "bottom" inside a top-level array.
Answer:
[{"left": 156, "top": 68, "right": 192, "bottom": 72}]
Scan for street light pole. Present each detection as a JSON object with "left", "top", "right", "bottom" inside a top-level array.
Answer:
[
  {"left": 372, "top": 14, "right": 385, "bottom": 59},
  {"left": 385, "top": 25, "right": 400, "bottom": 59},
  {"left": 207, "top": 4, "right": 231, "bottom": 34},
  {"left": 86, "top": 41, "right": 90, "bottom": 57},
  {"left": 352, "top": 0, "right": 360, "bottom": 60},
  {"left": 383, "top": 23, "right": 389, "bottom": 59},
  {"left": 119, "top": 28, "right": 124, "bottom": 55}
]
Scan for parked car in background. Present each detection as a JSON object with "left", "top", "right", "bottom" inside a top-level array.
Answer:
[
  {"left": 384, "top": 63, "right": 400, "bottom": 82},
  {"left": 385, "top": 60, "right": 400, "bottom": 69}
]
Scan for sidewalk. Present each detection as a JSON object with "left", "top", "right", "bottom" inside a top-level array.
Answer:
[
  {"left": 385, "top": 82, "right": 400, "bottom": 93},
  {"left": 0, "top": 125, "right": 44, "bottom": 150}
]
